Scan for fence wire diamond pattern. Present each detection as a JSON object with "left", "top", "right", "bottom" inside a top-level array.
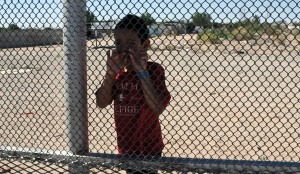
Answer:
[{"left": 0, "top": 0, "right": 299, "bottom": 173}]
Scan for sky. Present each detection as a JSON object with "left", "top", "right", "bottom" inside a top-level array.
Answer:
[{"left": 0, "top": 0, "right": 299, "bottom": 29}]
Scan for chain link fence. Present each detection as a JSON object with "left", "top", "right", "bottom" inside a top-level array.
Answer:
[{"left": 1, "top": 0, "right": 300, "bottom": 173}]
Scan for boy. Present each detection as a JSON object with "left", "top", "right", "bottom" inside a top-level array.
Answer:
[{"left": 95, "top": 14, "right": 171, "bottom": 173}]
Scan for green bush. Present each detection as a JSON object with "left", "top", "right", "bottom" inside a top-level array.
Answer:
[
  {"left": 284, "top": 28, "right": 292, "bottom": 34},
  {"left": 231, "top": 26, "right": 252, "bottom": 41},
  {"left": 197, "top": 29, "right": 222, "bottom": 44},
  {"left": 212, "top": 28, "right": 232, "bottom": 39},
  {"left": 274, "top": 29, "right": 283, "bottom": 35},
  {"left": 8, "top": 24, "right": 20, "bottom": 30},
  {"left": 230, "top": 17, "right": 264, "bottom": 39},
  {"left": 263, "top": 25, "right": 276, "bottom": 36}
]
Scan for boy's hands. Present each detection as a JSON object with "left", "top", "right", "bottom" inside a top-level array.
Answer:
[
  {"left": 128, "top": 49, "right": 149, "bottom": 72},
  {"left": 106, "top": 48, "right": 149, "bottom": 75},
  {"left": 106, "top": 49, "right": 126, "bottom": 77}
]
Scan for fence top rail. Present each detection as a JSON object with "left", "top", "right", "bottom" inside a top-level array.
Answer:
[{"left": 1, "top": 147, "right": 299, "bottom": 173}]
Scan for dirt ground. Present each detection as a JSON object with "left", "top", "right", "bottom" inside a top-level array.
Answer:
[{"left": 0, "top": 34, "right": 299, "bottom": 173}]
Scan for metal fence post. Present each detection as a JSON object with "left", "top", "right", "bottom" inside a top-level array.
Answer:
[{"left": 62, "top": 0, "right": 89, "bottom": 173}]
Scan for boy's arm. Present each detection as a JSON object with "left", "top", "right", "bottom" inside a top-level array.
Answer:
[
  {"left": 96, "top": 49, "right": 125, "bottom": 108},
  {"left": 139, "top": 76, "right": 166, "bottom": 115},
  {"left": 129, "top": 48, "right": 170, "bottom": 115},
  {"left": 95, "top": 74, "right": 115, "bottom": 108}
]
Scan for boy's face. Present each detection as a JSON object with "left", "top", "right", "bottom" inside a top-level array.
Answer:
[
  {"left": 115, "top": 29, "right": 143, "bottom": 52},
  {"left": 114, "top": 29, "right": 149, "bottom": 69}
]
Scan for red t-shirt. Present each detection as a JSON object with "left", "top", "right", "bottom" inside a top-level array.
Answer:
[{"left": 112, "top": 62, "right": 171, "bottom": 156}]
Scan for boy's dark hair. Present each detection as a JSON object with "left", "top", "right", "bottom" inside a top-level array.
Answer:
[{"left": 115, "top": 14, "right": 149, "bottom": 43}]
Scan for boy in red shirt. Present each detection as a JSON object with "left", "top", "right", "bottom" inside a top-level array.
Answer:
[{"left": 95, "top": 14, "right": 171, "bottom": 173}]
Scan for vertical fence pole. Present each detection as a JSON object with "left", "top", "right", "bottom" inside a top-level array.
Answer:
[{"left": 62, "top": 0, "right": 89, "bottom": 173}]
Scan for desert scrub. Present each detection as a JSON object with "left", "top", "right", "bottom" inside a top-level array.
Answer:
[
  {"left": 274, "top": 29, "right": 283, "bottom": 35},
  {"left": 197, "top": 29, "right": 222, "bottom": 44},
  {"left": 263, "top": 25, "right": 276, "bottom": 36},
  {"left": 272, "top": 33, "right": 287, "bottom": 45},
  {"left": 269, "top": 27, "right": 290, "bottom": 45},
  {"left": 165, "top": 43, "right": 178, "bottom": 51},
  {"left": 291, "top": 28, "right": 300, "bottom": 36},
  {"left": 231, "top": 26, "right": 252, "bottom": 41},
  {"left": 284, "top": 28, "right": 292, "bottom": 34}
]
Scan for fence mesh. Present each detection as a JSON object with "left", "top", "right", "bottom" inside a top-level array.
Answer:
[{"left": 1, "top": 0, "right": 300, "bottom": 173}]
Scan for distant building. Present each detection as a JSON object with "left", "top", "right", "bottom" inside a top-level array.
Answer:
[
  {"left": 149, "top": 22, "right": 186, "bottom": 36},
  {"left": 91, "top": 20, "right": 203, "bottom": 38},
  {"left": 164, "top": 22, "right": 185, "bottom": 35},
  {"left": 148, "top": 23, "right": 167, "bottom": 36},
  {"left": 91, "top": 20, "right": 118, "bottom": 38}
]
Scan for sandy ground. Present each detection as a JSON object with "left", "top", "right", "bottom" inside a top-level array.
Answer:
[{"left": 0, "top": 34, "right": 299, "bottom": 173}]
